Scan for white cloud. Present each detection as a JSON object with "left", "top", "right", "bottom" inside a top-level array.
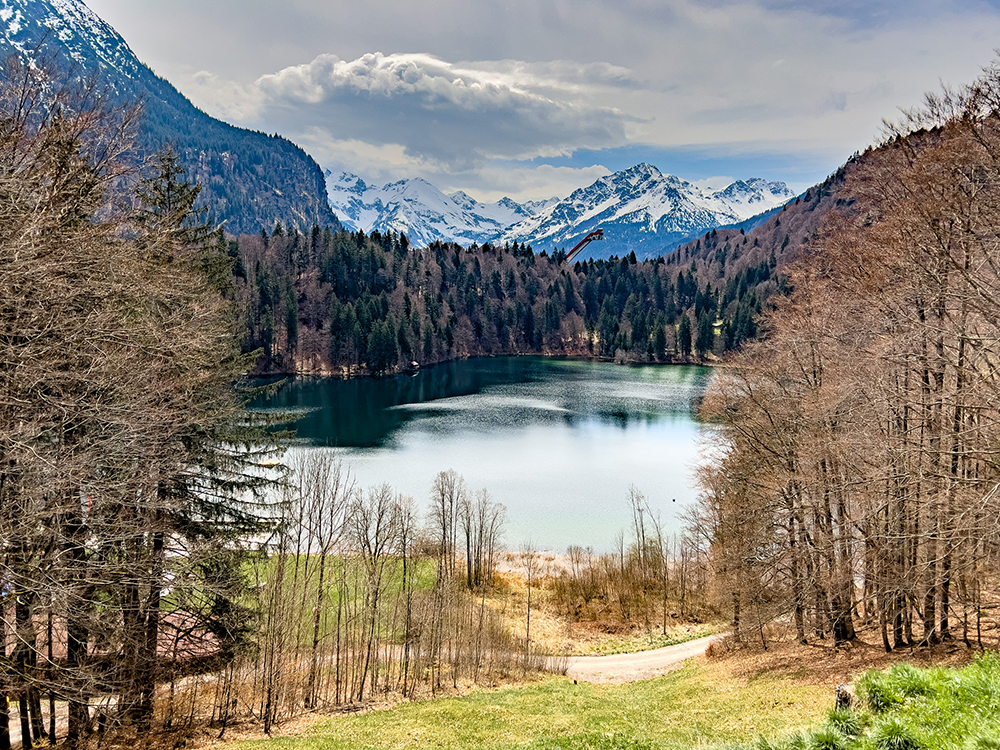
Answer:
[
  {"left": 249, "top": 52, "right": 635, "bottom": 170},
  {"left": 294, "top": 127, "right": 612, "bottom": 202},
  {"left": 443, "top": 164, "right": 614, "bottom": 203},
  {"left": 689, "top": 176, "right": 736, "bottom": 193},
  {"left": 183, "top": 71, "right": 255, "bottom": 122},
  {"left": 88, "top": 0, "right": 1000, "bottom": 198}
]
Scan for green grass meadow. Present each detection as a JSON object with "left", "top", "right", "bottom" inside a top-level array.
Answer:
[
  {"left": 230, "top": 663, "right": 829, "bottom": 750},
  {"left": 224, "top": 652, "right": 1000, "bottom": 750}
]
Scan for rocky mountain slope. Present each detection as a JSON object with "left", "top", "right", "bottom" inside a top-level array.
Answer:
[
  {"left": 504, "top": 164, "right": 793, "bottom": 259},
  {"left": 0, "top": 0, "right": 340, "bottom": 234}
]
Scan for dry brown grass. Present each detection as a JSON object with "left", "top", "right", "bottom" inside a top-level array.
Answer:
[
  {"left": 486, "top": 568, "right": 720, "bottom": 656},
  {"left": 703, "top": 622, "right": 996, "bottom": 688}
]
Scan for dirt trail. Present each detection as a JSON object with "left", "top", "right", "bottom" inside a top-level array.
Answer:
[{"left": 562, "top": 634, "right": 719, "bottom": 683}]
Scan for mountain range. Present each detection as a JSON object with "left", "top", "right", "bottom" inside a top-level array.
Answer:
[
  {"left": 328, "top": 165, "right": 793, "bottom": 260},
  {"left": 326, "top": 172, "right": 557, "bottom": 248},
  {"left": 0, "top": 0, "right": 340, "bottom": 234},
  {"left": 3, "top": 0, "right": 792, "bottom": 256}
]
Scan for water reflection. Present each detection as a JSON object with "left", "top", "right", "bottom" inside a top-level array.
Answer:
[
  {"left": 254, "top": 358, "right": 713, "bottom": 551},
  {"left": 257, "top": 357, "right": 711, "bottom": 447}
]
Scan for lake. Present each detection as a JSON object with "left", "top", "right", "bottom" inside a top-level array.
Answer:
[{"left": 257, "top": 357, "right": 713, "bottom": 552}]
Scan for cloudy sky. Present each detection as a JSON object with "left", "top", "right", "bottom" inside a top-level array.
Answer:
[{"left": 87, "top": 0, "right": 1000, "bottom": 202}]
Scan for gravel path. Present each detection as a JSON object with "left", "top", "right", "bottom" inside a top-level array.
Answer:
[{"left": 562, "top": 634, "right": 720, "bottom": 683}]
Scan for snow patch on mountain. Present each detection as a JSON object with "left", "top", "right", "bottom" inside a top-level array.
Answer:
[
  {"left": 327, "top": 164, "right": 793, "bottom": 259},
  {"left": 326, "top": 171, "right": 554, "bottom": 247},
  {"left": 0, "top": 0, "right": 144, "bottom": 82}
]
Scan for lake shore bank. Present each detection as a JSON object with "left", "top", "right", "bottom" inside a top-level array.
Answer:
[{"left": 252, "top": 350, "right": 719, "bottom": 381}]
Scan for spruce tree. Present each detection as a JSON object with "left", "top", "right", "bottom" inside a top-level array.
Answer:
[
  {"left": 653, "top": 320, "right": 667, "bottom": 361},
  {"left": 127, "top": 148, "right": 283, "bottom": 726},
  {"left": 695, "top": 311, "right": 715, "bottom": 358},
  {"left": 678, "top": 314, "right": 693, "bottom": 357}
]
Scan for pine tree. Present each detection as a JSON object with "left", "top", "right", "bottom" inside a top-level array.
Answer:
[
  {"left": 368, "top": 318, "right": 399, "bottom": 375},
  {"left": 678, "top": 314, "right": 693, "bottom": 357},
  {"left": 653, "top": 320, "right": 667, "bottom": 361},
  {"left": 695, "top": 310, "right": 715, "bottom": 358}
]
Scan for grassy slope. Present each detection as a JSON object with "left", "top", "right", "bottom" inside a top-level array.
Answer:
[
  {"left": 746, "top": 655, "right": 1000, "bottom": 750},
  {"left": 227, "top": 661, "right": 828, "bottom": 750},
  {"left": 567, "top": 625, "right": 722, "bottom": 656}
]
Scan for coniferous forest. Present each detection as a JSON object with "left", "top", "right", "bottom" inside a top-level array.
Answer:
[{"left": 232, "top": 224, "right": 778, "bottom": 376}]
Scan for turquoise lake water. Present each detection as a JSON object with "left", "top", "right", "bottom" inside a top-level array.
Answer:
[{"left": 256, "top": 357, "right": 713, "bottom": 552}]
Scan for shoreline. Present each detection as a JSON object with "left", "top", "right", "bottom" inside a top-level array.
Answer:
[{"left": 251, "top": 351, "right": 719, "bottom": 381}]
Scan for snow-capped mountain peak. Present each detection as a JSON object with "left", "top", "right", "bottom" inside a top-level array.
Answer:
[
  {"left": 448, "top": 190, "right": 477, "bottom": 209},
  {"left": 326, "top": 166, "right": 793, "bottom": 259},
  {"left": 1, "top": 0, "right": 144, "bottom": 82},
  {"left": 326, "top": 172, "right": 550, "bottom": 247},
  {"left": 501, "top": 167, "right": 793, "bottom": 258},
  {"left": 328, "top": 171, "right": 369, "bottom": 195}
]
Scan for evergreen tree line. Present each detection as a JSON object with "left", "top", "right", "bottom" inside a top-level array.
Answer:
[
  {"left": 233, "top": 223, "right": 778, "bottom": 376},
  {"left": 693, "top": 65, "right": 1000, "bottom": 651}
]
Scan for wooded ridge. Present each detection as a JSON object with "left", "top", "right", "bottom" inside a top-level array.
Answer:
[{"left": 232, "top": 227, "right": 775, "bottom": 376}]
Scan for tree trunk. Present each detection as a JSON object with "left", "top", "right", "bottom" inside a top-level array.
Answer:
[{"left": 137, "top": 528, "right": 165, "bottom": 730}]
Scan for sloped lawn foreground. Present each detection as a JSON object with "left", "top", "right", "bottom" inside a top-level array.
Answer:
[
  {"left": 228, "top": 662, "right": 828, "bottom": 750},
  {"left": 224, "top": 654, "right": 1000, "bottom": 750}
]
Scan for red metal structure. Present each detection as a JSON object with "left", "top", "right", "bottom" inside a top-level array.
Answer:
[{"left": 565, "top": 228, "right": 604, "bottom": 263}]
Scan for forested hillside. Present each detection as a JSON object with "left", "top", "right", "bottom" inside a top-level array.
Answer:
[
  {"left": 232, "top": 224, "right": 779, "bottom": 375},
  {"left": 135, "top": 71, "right": 342, "bottom": 234},
  {"left": 666, "top": 158, "right": 861, "bottom": 337},
  {"left": 137, "top": 73, "right": 340, "bottom": 233},
  {"left": 0, "top": 0, "right": 341, "bottom": 234}
]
